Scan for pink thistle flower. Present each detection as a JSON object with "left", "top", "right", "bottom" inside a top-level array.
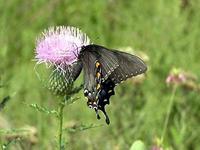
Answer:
[
  {"left": 166, "top": 68, "right": 186, "bottom": 85},
  {"left": 35, "top": 26, "right": 90, "bottom": 71},
  {"left": 166, "top": 68, "right": 200, "bottom": 91}
]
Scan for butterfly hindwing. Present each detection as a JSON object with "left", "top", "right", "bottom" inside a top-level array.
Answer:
[{"left": 97, "top": 78, "right": 115, "bottom": 124}]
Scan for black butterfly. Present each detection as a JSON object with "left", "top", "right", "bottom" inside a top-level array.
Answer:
[{"left": 71, "top": 44, "right": 147, "bottom": 124}]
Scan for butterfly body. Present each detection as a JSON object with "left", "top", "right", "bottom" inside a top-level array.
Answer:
[{"left": 76, "top": 44, "right": 147, "bottom": 124}]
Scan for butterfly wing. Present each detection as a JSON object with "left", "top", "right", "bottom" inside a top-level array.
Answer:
[
  {"left": 97, "top": 78, "right": 115, "bottom": 124},
  {"left": 109, "top": 50, "right": 147, "bottom": 84},
  {"left": 98, "top": 50, "right": 147, "bottom": 124},
  {"left": 80, "top": 50, "right": 99, "bottom": 98},
  {"left": 70, "top": 60, "right": 83, "bottom": 81},
  {"left": 97, "top": 46, "right": 119, "bottom": 80},
  {"left": 80, "top": 45, "right": 118, "bottom": 124},
  {"left": 79, "top": 45, "right": 120, "bottom": 102},
  {"left": 83, "top": 45, "right": 147, "bottom": 83},
  {"left": 81, "top": 45, "right": 119, "bottom": 81},
  {"left": 79, "top": 44, "right": 147, "bottom": 124}
]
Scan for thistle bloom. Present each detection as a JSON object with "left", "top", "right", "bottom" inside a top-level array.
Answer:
[
  {"left": 166, "top": 73, "right": 186, "bottom": 85},
  {"left": 35, "top": 26, "right": 90, "bottom": 95},
  {"left": 166, "top": 68, "right": 200, "bottom": 91},
  {"left": 35, "top": 26, "right": 90, "bottom": 71},
  {"left": 166, "top": 68, "right": 186, "bottom": 85}
]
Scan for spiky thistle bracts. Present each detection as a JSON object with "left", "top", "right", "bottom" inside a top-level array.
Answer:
[
  {"left": 35, "top": 26, "right": 90, "bottom": 72},
  {"left": 48, "top": 68, "right": 73, "bottom": 96}
]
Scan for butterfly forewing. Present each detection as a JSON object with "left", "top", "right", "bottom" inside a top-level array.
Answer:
[
  {"left": 80, "top": 44, "right": 147, "bottom": 100},
  {"left": 82, "top": 45, "right": 119, "bottom": 82},
  {"left": 70, "top": 60, "right": 83, "bottom": 81},
  {"left": 98, "top": 46, "right": 119, "bottom": 80},
  {"left": 80, "top": 50, "right": 98, "bottom": 97},
  {"left": 109, "top": 50, "right": 147, "bottom": 84}
]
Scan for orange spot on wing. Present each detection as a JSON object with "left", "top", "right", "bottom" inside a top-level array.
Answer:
[
  {"left": 96, "top": 72, "right": 101, "bottom": 78},
  {"left": 96, "top": 84, "right": 101, "bottom": 90},
  {"left": 95, "top": 62, "right": 100, "bottom": 68}
]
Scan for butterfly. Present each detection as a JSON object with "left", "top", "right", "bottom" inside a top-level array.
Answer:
[{"left": 71, "top": 44, "right": 147, "bottom": 124}]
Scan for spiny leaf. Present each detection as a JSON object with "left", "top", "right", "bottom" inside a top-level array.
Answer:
[
  {"left": 25, "top": 103, "right": 59, "bottom": 117},
  {"left": 65, "top": 97, "right": 80, "bottom": 105},
  {"left": 63, "top": 123, "right": 103, "bottom": 133},
  {"left": 0, "top": 128, "right": 29, "bottom": 135}
]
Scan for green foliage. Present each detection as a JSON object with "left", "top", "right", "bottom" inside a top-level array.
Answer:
[
  {"left": 1, "top": 0, "right": 200, "bottom": 149},
  {"left": 26, "top": 103, "right": 59, "bottom": 117},
  {"left": 64, "top": 123, "right": 103, "bottom": 133}
]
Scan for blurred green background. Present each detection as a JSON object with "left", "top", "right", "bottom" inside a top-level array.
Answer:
[{"left": 0, "top": 0, "right": 200, "bottom": 149}]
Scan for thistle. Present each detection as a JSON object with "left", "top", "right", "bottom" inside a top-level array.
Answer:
[
  {"left": 35, "top": 26, "right": 90, "bottom": 70},
  {"left": 35, "top": 26, "right": 90, "bottom": 149},
  {"left": 166, "top": 68, "right": 186, "bottom": 86},
  {"left": 35, "top": 26, "right": 90, "bottom": 95}
]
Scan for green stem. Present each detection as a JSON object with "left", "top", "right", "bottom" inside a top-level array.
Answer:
[
  {"left": 58, "top": 98, "right": 65, "bottom": 150},
  {"left": 161, "top": 85, "right": 177, "bottom": 144}
]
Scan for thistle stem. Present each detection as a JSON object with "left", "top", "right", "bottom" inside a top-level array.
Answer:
[
  {"left": 58, "top": 97, "right": 66, "bottom": 150},
  {"left": 161, "top": 85, "right": 177, "bottom": 144}
]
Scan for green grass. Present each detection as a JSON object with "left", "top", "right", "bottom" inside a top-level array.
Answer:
[{"left": 1, "top": 0, "right": 200, "bottom": 149}]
